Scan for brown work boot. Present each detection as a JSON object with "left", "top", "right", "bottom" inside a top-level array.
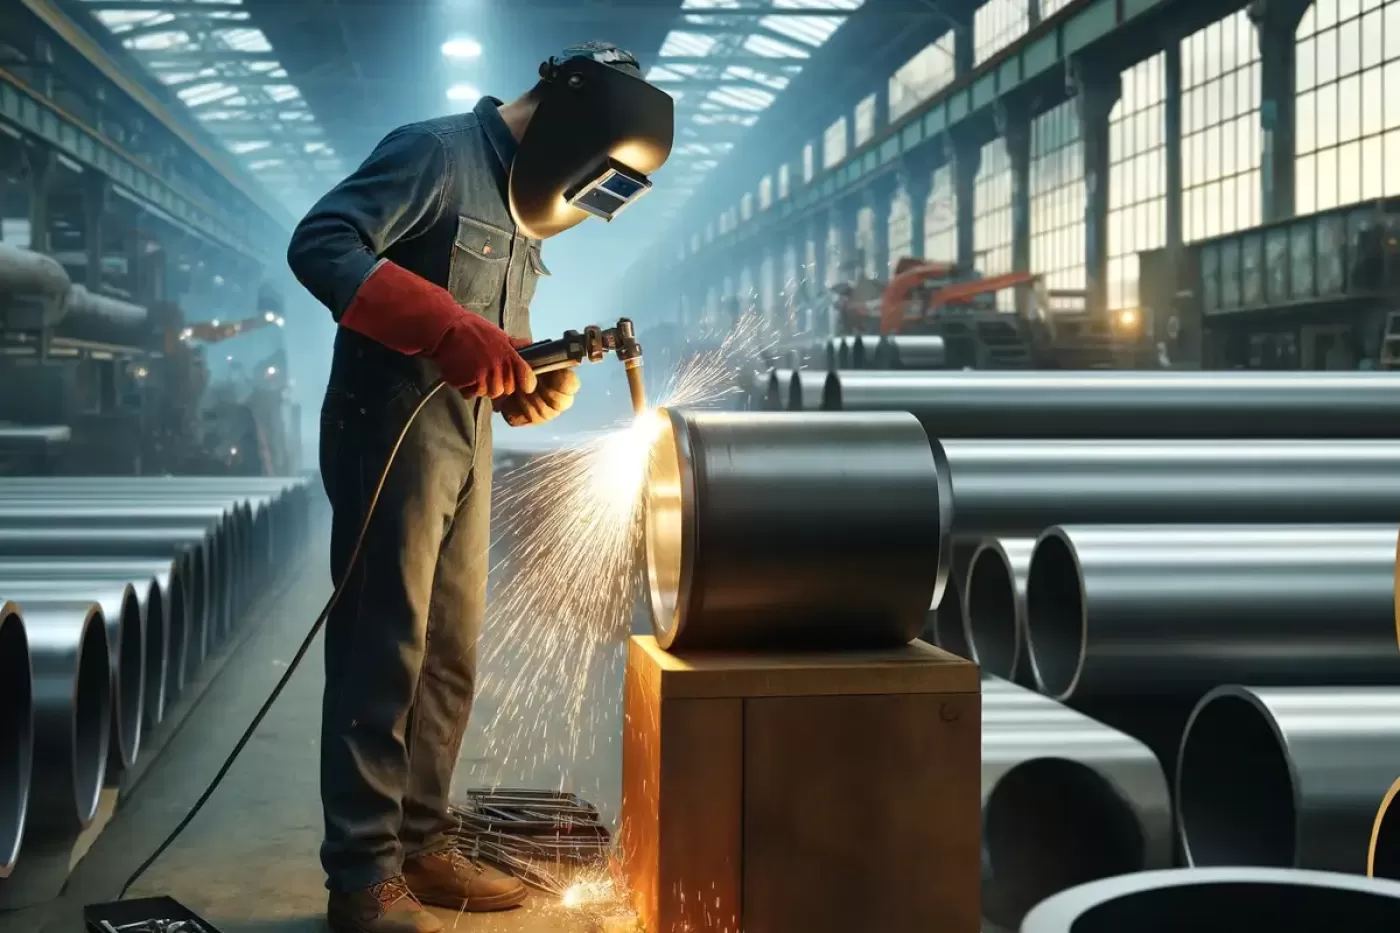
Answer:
[
  {"left": 403, "top": 847, "right": 528, "bottom": 911},
  {"left": 327, "top": 876, "right": 443, "bottom": 933}
]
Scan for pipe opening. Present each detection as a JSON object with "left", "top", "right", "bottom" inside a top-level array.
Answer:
[
  {"left": 1026, "top": 534, "right": 1086, "bottom": 699},
  {"left": 645, "top": 412, "right": 685, "bottom": 648},
  {"left": 1370, "top": 778, "right": 1400, "bottom": 880},
  {"left": 186, "top": 546, "right": 207, "bottom": 676},
  {"left": 984, "top": 757, "right": 1145, "bottom": 930},
  {"left": 786, "top": 373, "right": 804, "bottom": 411},
  {"left": 75, "top": 611, "right": 112, "bottom": 826},
  {"left": 820, "top": 371, "right": 841, "bottom": 411},
  {"left": 167, "top": 566, "right": 188, "bottom": 700},
  {"left": 0, "top": 608, "right": 31, "bottom": 873},
  {"left": 933, "top": 577, "right": 969, "bottom": 659},
  {"left": 1063, "top": 878, "right": 1400, "bottom": 931},
  {"left": 114, "top": 586, "right": 144, "bottom": 768},
  {"left": 143, "top": 581, "right": 166, "bottom": 730},
  {"left": 966, "top": 546, "right": 1018, "bottom": 677},
  {"left": 764, "top": 371, "right": 782, "bottom": 411},
  {"left": 1178, "top": 692, "right": 1296, "bottom": 867},
  {"left": 851, "top": 336, "right": 870, "bottom": 369}
]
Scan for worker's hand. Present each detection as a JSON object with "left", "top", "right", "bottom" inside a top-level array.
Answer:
[
  {"left": 430, "top": 314, "right": 537, "bottom": 399},
  {"left": 494, "top": 367, "right": 580, "bottom": 428}
]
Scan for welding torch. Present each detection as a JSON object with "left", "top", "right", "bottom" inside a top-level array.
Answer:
[{"left": 515, "top": 317, "right": 647, "bottom": 415}]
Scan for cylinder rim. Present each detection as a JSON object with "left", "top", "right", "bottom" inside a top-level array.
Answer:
[
  {"left": 644, "top": 408, "right": 697, "bottom": 650},
  {"left": 0, "top": 605, "right": 32, "bottom": 876},
  {"left": 1175, "top": 686, "right": 1299, "bottom": 869},
  {"left": 932, "top": 575, "right": 968, "bottom": 658},
  {"left": 1025, "top": 529, "right": 1088, "bottom": 700},
  {"left": 965, "top": 541, "right": 1020, "bottom": 677},
  {"left": 74, "top": 607, "right": 112, "bottom": 828},
  {"left": 142, "top": 579, "right": 166, "bottom": 731}
]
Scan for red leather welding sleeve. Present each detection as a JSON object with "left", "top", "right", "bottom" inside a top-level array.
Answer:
[{"left": 339, "top": 260, "right": 535, "bottom": 397}]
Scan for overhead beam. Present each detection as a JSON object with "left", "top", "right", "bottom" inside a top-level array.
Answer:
[{"left": 82, "top": 0, "right": 937, "bottom": 14}]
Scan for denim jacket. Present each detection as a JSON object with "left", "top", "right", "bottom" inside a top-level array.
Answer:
[{"left": 287, "top": 98, "right": 548, "bottom": 400}]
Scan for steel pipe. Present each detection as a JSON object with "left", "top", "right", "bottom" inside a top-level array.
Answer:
[
  {"left": 837, "top": 337, "right": 855, "bottom": 369},
  {"left": 643, "top": 410, "right": 951, "bottom": 651},
  {"left": 0, "top": 605, "right": 31, "bottom": 879},
  {"left": 785, "top": 370, "right": 828, "bottom": 411},
  {"left": 0, "top": 560, "right": 179, "bottom": 725},
  {"left": 930, "top": 569, "right": 969, "bottom": 659},
  {"left": 763, "top": 369, "right": 792, "bottom": 411},
  {"left": 62, "top": 284, "right": 148, "bottom": 327},
  {"left": 1177, "top": 685, "right": 1400, "bottom": 873},
  {"left": 1021, "top": 867, "right": 1400, "bottom": 933},
  {"left": 849, "top": 334, "right": 875, "bottom": 368},
  {"left": 0, "top": 426, "right": 71, "bottom": 446},
  {"left": 0, "top": 581, "right": 143, "bottom": 776},
  {"left": 980, "top": 677, "right": 1171, "bottom": 930},
  {"left": 745, "top": 369, "right": 771, "bottom": 411},
  {"left": 823, "top": 337, "right": 841, "bottom": 370},
  {"left": 939, "top": 440, "right": 1400, "bottom": 541},
  {"left": 1026, "top": 525, "right": 1400, "bottom": 701},
  {"left": 1370, "top": 777, "right": 1400, "bottom": 881},
  {"left": 0, "top": 528, "right": 209, "bottom": 684},
  {"left": 0, "top": 243, "right": 69, "bottom": 299},
  {"left": 873, "top": 335, "right": 947, "bottom": 370},
  {"left": 962, "top": 537, "right": 1036, "bottom": 685},
  {"left": 820, "top": 369, "right": 1400, "bottom": 438},
  {"left": 13, "top": 599, "right": 110, "bottom": 845}
]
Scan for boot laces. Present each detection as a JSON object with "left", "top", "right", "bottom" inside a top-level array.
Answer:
[
  {"left": 368, "top": 876, "right": 418, "bottom": 912},
  {"left": 441, "top": 846, "right": 486, "bottom": 879}
]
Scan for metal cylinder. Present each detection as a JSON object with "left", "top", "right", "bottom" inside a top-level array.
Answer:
[
  {"left": 745, "top": 369, "right": 771, "bottom": 411},
  {"left": 823, "top": 337, "right": 841, "bottom": 371},
  {"left": 0, "top": 604, "right": 31, "bottom": 879},
  {"left": 0, "top": 559, "right": 178, "bottom": 727},
  {"left": 1021, "top": 867, "right": 1400, "bottom": 933},
  {"left": 1177, "top": 686, "right": 1400, "bottom": 873},
  {"left": 1371, "top": 778, "right": 1400, "bottom": 881},
  {"left": 643, "top": 409, "right": 951, "bottom": 651},
  {"left": 980, "top": 677, "right": 1172, "bottom": 930},
  {"left": 0, "top": 527, "right": 209, "bottom": 679},
  {"left": 1026, "top": 525, "right": 1400, "bottom": 701},
  {"left": 62, "top": 284, "right": 148, "bottom": 327},
  {"left": 0, "top": 243, "right": 69, "bottom": 299},
  {"left": 820, "top": 369, "right": 1400, "bottom": 438},
  {"left": 837, "top": 337, "right": 854, "bottom": 369},
  {"left": 763, "top": 369, "right": 792, "bottom": 411},
  {"left": 16, "top": 599, "right": 110, "bottom": 844},
  {"left": 940, "top": 440, "right": 1400, "bottom": 541},
  {"left": 963, "top": 537, "right": 1036, "bottom": 684},
  {"left": 0, "top": 581, "right": 143, "bottom": 776},
  {"left": 874, "top": 335, "right": 948, "bottom": 370},
  {"left": 785, "top": 370, "right": 828, "bottom": 411},
  {"left": 930, "top": 570, "right": 969, "bottom": 659},
  {"left": 849, "top": 334, "right": 875, "bottom": 369}
]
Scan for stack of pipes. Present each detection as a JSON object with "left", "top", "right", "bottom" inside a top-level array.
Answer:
[
  {"left": 741, "top": 334, "right": 950, "bottom": 412},
  {"left": 0, "top": 475, "right": 314, "bottom": 900},
  {"left": 784, "top": 367, "right": 1400, "bottom": 926}
]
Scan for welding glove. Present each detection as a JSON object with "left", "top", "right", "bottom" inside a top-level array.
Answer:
[
  {"left": 339, "top": 260, "right": 536, "bottom": 399},
  {"left": 494, "top": 363, "right": 580, "bottom": 427}
]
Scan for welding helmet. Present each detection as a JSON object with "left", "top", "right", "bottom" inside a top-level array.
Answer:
[{"left": 509, "top": 42, "right": 675, "bottom": 239}]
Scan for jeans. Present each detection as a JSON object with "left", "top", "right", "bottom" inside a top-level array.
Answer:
[{"left": 317, "top": 371, "right": 491, "bottom": 892}]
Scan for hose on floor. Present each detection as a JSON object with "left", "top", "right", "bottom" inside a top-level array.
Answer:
[{"left": 119, "top": 381, "right": 448, "bottom": 898}]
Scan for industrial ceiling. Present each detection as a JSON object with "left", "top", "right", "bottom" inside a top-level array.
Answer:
[{"left": 61, "top": 0, "right": 871, "bottom": 223}]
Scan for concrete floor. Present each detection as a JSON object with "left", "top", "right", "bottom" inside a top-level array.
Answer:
[{"left": 1, "top": 521, "right": 634, "bottom": 933}]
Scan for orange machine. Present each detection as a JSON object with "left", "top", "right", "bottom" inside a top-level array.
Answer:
[{"left": 874, "top": 258, "right": 1040, "bottom": 335}]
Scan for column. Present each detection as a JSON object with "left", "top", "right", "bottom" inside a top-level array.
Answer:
[
  {"left": 867, "top": 178, "right": 895, "bottom": 277},
  {"left": 1252, "top": 0, "right": 1310, "bottom": 223},
  {"left": 81, "top": 174, "right": 109, "bottom": 291},
  {"left": 1074, "top": 60, "right": 1122, "bottom": 320},
  {"left": 23, "top": 147, "right": 53, "bottom": 253},
  {"left": 900, "top": 148, "right": 937, "bottom": 261},
  {"left": 950, "top": 134, "right": 981, "bottom": 272},
  {"left": 1163, "top": 43, "right": 1194, "bottom": 361},
  {"left": 806, "top": 218, "right": 825, "bottom": 299},
  {"left": 1003, "top": 102, "right": 1033, "bottom": 313}
]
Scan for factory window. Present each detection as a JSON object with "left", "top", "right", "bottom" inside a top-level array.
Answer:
[
  {"left": 741, "top": 193, "right": 754, "bottom": 222},
  {"left": 782, "top": 245, "right": 800, "bottom": 329},
  {"left": 1182, "top": 10, "right": 1261, "bottom": 241},
  {"left": 825, "top": 222, "right": 844, "bottom": 286},
  {"left": 778, "top": 163, "right": 791, "bottom": 199},
  {"left": 1108, "top": 53, "right": 1167, "bottom": 311},
  {"left": 1295, "top": 0, "right": 1400, "bottom": 213},
  {"left": 855, "top": 93, "right": 879, "bottom": 146},
  {"left": 890, "top": 36, "right": 958, "bottom": 123},
  {"left": 760, "top": 255, "right": 776, "bottom": 318},
  {"left": 976, "top": 0, "right": 1030, "bottom": 67},
  {"left": 925, "top": 164, "right": 958, "bottom": 262},
  {"left": 824, "top": 117, "right": 849, "bottom": 169},
  {"left": 738, "top": 267, "right": 754, "bottom": 314},
  {"left": 803, "top": 142, "right": 816, "bottom": 182},
  {"left": 856, "top": 204, "right": 878, "bottom": 278},
  {"left": 974, "top": 138, "right": 1016, "bottom": 310},
  {"left": 1040, "top": 0, "right": 1076, "bottom": 17},
  {"left": 805, "top": 237, "right": 820, "bottom": 295},
  {"left": 759, "top": 176, "right": 773, "bottom": 211},
  {"left": 888, "top": 187, "right": 914, "bottom": 269},
  {"left": 1030, "top": 99, "right": 1087, "bottom": 312}
]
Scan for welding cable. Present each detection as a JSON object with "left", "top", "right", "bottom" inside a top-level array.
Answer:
[{"left": 119, "top": 380, "right": 449, "bottom": 898}]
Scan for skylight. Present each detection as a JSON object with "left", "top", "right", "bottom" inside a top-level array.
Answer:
[
  {"left": 647, "top": 0, "right": 865, "bottom": 219},
  {"left": 76, "top": 0, "right": 341, "bottom": 216}
]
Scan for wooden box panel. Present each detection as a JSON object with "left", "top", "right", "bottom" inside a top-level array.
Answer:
[{"left": 619, "top": 636, "right": 980, "bottom": 933}]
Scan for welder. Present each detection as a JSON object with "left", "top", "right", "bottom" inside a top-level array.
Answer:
[{"left": 286, "top": 43, "right": 673, "bottom": 933}]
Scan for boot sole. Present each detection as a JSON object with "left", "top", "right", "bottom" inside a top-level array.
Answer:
[{"left": 414, "top": 887, "right": 529, "bottom": 912}]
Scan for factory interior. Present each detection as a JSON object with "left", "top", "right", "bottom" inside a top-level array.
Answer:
[{"left": 9, "top": 0, "right": 1400, "bottom": 931}]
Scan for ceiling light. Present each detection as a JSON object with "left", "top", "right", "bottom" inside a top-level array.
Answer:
[
  {"left": 446, "top": 83, "right": 480, "bottom": 102},
  {"left": 441, "top": 37, "right": 482, "bottom": 59}
]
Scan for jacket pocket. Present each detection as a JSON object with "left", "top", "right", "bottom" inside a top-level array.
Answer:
[
  {"left": 513, "top": 243, "right": 551, "bottom": 332},
  {"left": 448, "top": 214, "right": 510, "bottom": 311}
]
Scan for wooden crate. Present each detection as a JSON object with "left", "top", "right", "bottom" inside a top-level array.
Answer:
[{"left": 618, "top": 635, "right": 980, "bottom": 933}]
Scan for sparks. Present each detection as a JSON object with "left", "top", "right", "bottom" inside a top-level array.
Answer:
[{"left": 469, "top": 310, "right": 782, "bottom": 795}]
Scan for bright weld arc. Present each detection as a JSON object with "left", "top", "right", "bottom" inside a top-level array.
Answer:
[{"left": 458, "top": 304, "right": 795, "bottom": 902}]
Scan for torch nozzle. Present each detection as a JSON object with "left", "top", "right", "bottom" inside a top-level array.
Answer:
[{"left": 624, "top": 358, "right": 646, "bottom": 415}]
